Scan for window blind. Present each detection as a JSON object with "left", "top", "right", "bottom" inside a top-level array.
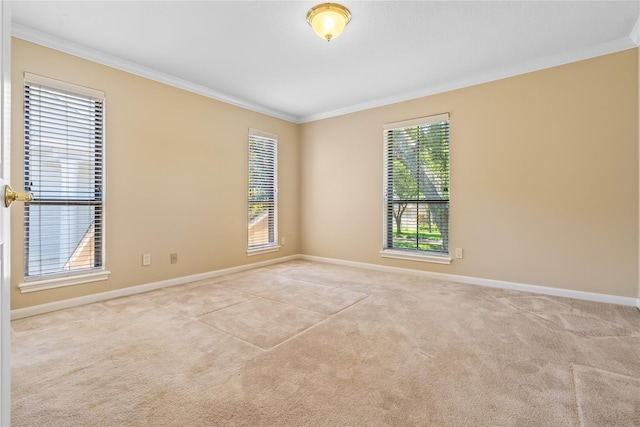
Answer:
[
  {"left": 248, "top": 129, "right": 278, "bottom": 250},
  {"left": 24, "top": 74, "right": 105, "bottom": 279},
  {"left": 384, "top": 114, "right": 450, "bottom": 254}
]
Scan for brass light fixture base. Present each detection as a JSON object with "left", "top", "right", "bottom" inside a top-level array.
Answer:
[{"left": 306, "top": 3, "right": 352, "bottom": 41}]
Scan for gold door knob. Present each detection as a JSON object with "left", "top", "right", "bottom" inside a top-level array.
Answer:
[{"left": 4, "top": 184, "right": 34, "bottom": 208}]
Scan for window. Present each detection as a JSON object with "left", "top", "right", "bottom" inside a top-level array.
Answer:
[
  {"left": 20, "top": 73, "right": 108, "bottom": 291},
  {"left": 247, "top": 128, "right": 278, "bottom": 255},
  {"left": 382, "top": 113, "right": 450, "bottom": 263}
]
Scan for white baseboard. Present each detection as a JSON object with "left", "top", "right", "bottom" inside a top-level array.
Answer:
[
  {"left": 299, "top": 255, "right": 640, "bottom": 308},
  {"left": 11, "top": 253, "right": 640, "bottom": 319},
  {"left": 11, "top": 255, "right": 298, "bottom": 320}
]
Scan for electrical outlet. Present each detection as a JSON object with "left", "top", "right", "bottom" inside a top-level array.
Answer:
[
  {"left": 455, "top": 248, "right": 463, "bottom": 259},
  {"left": 170, "top": 253, "right": 178, "bottom": 264},
  {"left": 142, "top": 253, "right": 151, "bottom": 266},
  {"left": 280, "top": 236, "right": 286, "bottom": 245}
]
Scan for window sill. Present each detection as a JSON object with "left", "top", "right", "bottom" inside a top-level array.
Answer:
[
  {"left": 247, "top": 245, "right": 281, "bottom": 257},
  {"left": 380, "top": 249, "right": 452, "bottom": 265},
  {"left": 18, "top": 270, "right": 111, "bottom": 293}
]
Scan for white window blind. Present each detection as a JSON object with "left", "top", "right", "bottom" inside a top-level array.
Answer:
[
  {"left": 383, "top": 113, "right": 450, "bottom": 254},
  {"left": 23, "top": 73, "right": 105, "bottom": 279},
  {"left": 248, "top": 129, "right": 278, "bottom": 251}
]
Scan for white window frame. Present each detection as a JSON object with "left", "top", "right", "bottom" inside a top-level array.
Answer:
[
  {"left": 381, "top": 113, "right": 452, "bottom": 265},
  {"left": 247, "top": 128, "right": 279, "bottom": 256},
  {"left": 18, "top": 73, "right": 109, "bottom": 293}
]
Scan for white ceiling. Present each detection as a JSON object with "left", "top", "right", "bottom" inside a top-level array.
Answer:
[{"left": 9, "top": 1, "right": 640, "bottom": 123}]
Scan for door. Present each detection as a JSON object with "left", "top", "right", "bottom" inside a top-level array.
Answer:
[{"left": 0, "top": 1, "right": 10, "bottom": 424}]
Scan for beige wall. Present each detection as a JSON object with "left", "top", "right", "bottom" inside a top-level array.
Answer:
[
  {"left": 10, "top": 39, "right": 640, "bottom": 309},
  {"left": 10, "top": 39, "right": 300, "bottom": 309},
  {"left": 301, "top": 48, "right": 639, "bottom": 298}
]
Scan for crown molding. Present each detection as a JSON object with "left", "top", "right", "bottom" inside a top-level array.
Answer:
[
  {"left": 11, "top": 24, "right": 302, "bottom": 124},
  {"left": 12, "top": 22, "right": 637, "bottom": 126},
  {"left": 300, "top": 35, "right": 638, "bottom": 123},
  {"left": 630, "top": 14, "right": 640, "bottom": 46}
]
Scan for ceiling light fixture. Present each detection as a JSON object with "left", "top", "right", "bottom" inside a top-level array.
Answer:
[{"left": 306, "top": 3, "right": 351, "bottom": 42}]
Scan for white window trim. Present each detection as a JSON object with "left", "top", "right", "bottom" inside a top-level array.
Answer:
[
  {"left": 382, "top": 113, "right": 451, "bottom": 261},
  {"left": 18, "top": 270, "right": 111, "bottom": 293},
  {"left": 380, "top": 249, "right": 452, "bottom": 265},
  {"left": 247, "top": 128, "right": 279, "bottom": 253},
  {"left": 383, "top": 113, "right": 450, "bottom": 131},
  {"left": 246, "top": 245, "right": 281, "bottom": 257},
  {"left": 25, "top": 72, "right": 105, "bottom": 99},
  {"left": 23, "top": 73, "right": 107, "bottom": 287}
]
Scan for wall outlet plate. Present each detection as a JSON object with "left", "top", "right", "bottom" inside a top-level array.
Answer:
[{"left": 142, "top": 253, "right": 151, "bottom": 266}]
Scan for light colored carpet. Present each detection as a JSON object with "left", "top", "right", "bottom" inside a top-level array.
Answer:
[{"left": 11, "top": 260, "right": 640, "bottom": 426}]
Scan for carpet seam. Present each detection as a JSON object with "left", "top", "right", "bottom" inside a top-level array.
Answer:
[
  {"left": 190, "top": 295, "right": 260, "bottom": 319},
  {"left": 264, "top": 294, "right": 372, "bottom": 352},
  {"left": 254, "top": 291, "right": 369, "bottom": 317},
  {"left": 193, "top": 320, "right": 267, "bottom": 351},
  {"left": 571, "top": 364, "right": 586, "bottom": 427}
]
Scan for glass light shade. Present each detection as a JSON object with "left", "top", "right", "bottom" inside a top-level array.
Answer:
[{"left": 306, "top": 3, "right": 351, "bottom": 41}]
